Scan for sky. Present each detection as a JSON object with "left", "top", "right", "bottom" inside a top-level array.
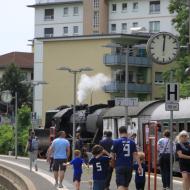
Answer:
[{"left": 0, "top": 0, "right": 35, "bottom": 55}]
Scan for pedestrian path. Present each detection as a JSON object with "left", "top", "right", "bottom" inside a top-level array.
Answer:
[{"left": 0, "top": 155, "right": 183, "bottom": 190}]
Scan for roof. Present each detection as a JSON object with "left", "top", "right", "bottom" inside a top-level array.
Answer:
[
  {"left": 103, "top": 100, "right": 160, "bottom": 118},
  {"left": 28, "top": 0, "right": 82, "bottom": 7},
  {"left": 0, "top": 52, "right": 34, "bottom": 69},
  {"left": 151, "top": 98, "right": 190, "bottom": 121}
]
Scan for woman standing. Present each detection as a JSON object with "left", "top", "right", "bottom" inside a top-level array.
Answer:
[{"left": 176, "top": 130, "right": 190, "bottom": 190}]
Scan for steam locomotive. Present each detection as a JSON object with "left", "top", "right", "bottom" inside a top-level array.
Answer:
[{"left": 35, "top": 102, "right": 114, "bottom": 156}]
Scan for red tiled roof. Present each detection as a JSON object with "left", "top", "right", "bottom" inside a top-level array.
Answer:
[{"left": 0, "top": 52, "right": 34, "bottom": 69}]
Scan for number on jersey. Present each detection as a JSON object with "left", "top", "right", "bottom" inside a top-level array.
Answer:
[
  {"left": 96, "top": 162, "right": 102, "bottom": 171},
  {"left": 123, "top": 143, "right": 130, "bottom": 157}
]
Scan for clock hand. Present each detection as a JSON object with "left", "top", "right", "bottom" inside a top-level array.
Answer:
[{"left": 163, "top": 35, "right": 166, "bottom": 52}]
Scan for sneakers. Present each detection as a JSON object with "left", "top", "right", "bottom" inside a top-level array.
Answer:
[
  {"left": 54, "top": 182, "right": 58, "bottom": 187},
  {"left": 58, "top": 183, "right": 63, "bottom": 188}
]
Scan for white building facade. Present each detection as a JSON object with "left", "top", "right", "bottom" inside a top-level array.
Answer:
[{"left": 30, "top": 0, "right": 177, "bottom": 38}]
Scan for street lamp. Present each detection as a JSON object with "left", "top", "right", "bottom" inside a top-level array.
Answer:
[
  {"left": 104, "top": 43, "right": 129, "bottom": 131},
  {"left": 57, "top": 66, "right": 93, "bottom": 159},
  {"left": 20, "top": 80, "right": 48, "bottom": 132}
]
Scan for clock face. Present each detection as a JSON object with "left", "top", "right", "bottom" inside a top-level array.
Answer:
[
  {"left": 146, "top": 32, "right": 180, "bottom": 64},
  {"left": 1, "top": 91, "right": 12, "bottom": 103}
]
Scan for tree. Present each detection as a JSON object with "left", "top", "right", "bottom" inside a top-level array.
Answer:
[
  {"left": 169, "top": 0, "right": 189, "bottom": 44},
  {"left": 0, "top": 63, "right": 31, "bottom": 108}
]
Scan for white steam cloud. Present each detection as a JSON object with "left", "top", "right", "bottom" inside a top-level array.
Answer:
[{"left": 77, "top": 73, "right": 111, "bottom": 103}]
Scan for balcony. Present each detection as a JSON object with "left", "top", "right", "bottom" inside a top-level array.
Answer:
[
  {"left": 103, "top": 54, "right": 151, "bottom": 67},
  {"left": 104, "top": 81, "right": 152, "bottom": 93}
]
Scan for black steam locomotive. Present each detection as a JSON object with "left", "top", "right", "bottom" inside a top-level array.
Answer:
[{"left": 35, "top": 102, "right": 114, "bottom": 156}]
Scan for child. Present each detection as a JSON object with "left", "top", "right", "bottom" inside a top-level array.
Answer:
[
  {"left": 69, "top": 150, "right": 84, "bottom": 190},
  {"left": 89, "top": 145, "right": 110, "bottom": 190},
  {"left": 134, "top": 152, "right": 146, "bottom": 190}
]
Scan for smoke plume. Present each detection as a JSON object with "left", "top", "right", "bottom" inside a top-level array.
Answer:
[{"left": 77, "top": 73, "right": 111, "bottom": 103}]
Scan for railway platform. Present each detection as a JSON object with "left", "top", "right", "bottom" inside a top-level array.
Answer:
[{"left": 0, "top": 155, "right": 183, "bottom": 190}]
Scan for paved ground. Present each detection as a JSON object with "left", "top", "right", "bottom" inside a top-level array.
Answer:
[{"left": 0, "top": 155, "right": 183, "bottom": 190}]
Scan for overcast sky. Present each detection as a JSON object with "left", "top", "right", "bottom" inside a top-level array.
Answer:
[{"left": 0, "top": 0, "right": 35, "bottom": 55}]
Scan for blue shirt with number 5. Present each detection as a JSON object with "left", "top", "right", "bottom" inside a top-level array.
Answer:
[{"left": 89, "top": 156, "right": 110, "bottom": 180}]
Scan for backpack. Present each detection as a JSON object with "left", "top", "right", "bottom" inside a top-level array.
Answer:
[{"left": 31, "top": 138, "right": 39, "bottom": 151}]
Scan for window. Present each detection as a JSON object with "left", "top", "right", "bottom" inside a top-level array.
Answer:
[
  {"left": 150, "top": 1, "right": 160, "bottom": 14},
  {"left": 179, "top": 123, "right": 185, "bottom": 132},
  {"left": 132, "top": 22, "right": 138, "bottom": 27},
  {"left": 155, "top": 72, "right": 163, "bottom": 83},
  {"left": 133, "top": 2, "right": 138, "bottom": 11},
  {"left": 111, "top": 24, "right": 116, "bottom": 33},
  {"left": 149, "top": 21, "right": 160, "bottom": 32},
  {"left": 187, "top": 122, "right": 190, "bottom": 132},
  {"left": 93, "top": 11, "right": 99, "bottom": 28},
  {"left": 73, "top": 26, "right": 78, "bottom": 34},
  {"left": 112, "top": 4, "right": 117, "bottom": 12},
  {"left": 44, "top": 9, "right": 54, "bottom": 20},
  {"left": 93, "top": 0, "right": 99, "bottom": 8},
  {"left": 121, "top": 23, "right": 127, "bottom": 32},
  {"left": 128, "top": 71, "right": 135, "bottom": 83},
  {"left": 63, "top": 7, "right": 69, "bottom": 16},
  {"left": 44, "top": 28, "right": 54, "bottom": 37},
  {"left": 63, "top": 26, "right": 68, "bottom": 35},
  {"left": 73, "top": 7, "right": 79, "bottom": 15},
  {"left": 122, "top": 3, "right": 127, "bottom": 11}
]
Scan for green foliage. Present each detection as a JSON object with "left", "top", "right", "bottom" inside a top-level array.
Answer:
[
  {"left": 162, "top": 55, "right": 190, "bottom": 97},
  {"left": 0, "top": 105, "right": 31, "bottom": 155},
  {"left": 0, "top": 125, "right": 14, "bottom": 154},
  {"left": 169, "top": 0, "right": 189, "bottom": 44},
  {"left": 0, "top": 63, "right": 31, "bottom": 108},
  {"left": 17, "top": 104, "right": 31, "bottom": 130}
]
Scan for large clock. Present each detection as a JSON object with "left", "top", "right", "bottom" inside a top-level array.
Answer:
[
  {"left": 146, "top": 32, "right": 180, "bottom": 64},
  {"left": 1, "top": 91, "right": 12, "bottom": 103}
]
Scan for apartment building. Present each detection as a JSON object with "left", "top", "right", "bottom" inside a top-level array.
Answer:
[
  {"left": 29, "top": 0, "right": 177, "bottom": 37},
  {"left": 28, "top": 0, "right": 177, "bottom": 125}
]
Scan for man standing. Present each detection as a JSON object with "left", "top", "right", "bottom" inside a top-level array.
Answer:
[
  {"left": 48, "top": 131, "right": 70, "bottom": 188},
  {"left": 111, "top": 126, "right": 142, "bottom": 190},
  {"left": 99, "top": 131, "right": 113, "bottom": 190},
  {"left": 26, "top": 131, "right": 39, "bottom": 172}
]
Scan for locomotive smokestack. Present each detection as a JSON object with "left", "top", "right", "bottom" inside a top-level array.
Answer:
[{"left": 77, "top": 73, "right": 110, "bottom": 103}]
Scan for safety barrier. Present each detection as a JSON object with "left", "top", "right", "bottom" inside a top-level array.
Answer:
[{"left": 0, "top": 164, "right": 36, "bottom": 190}]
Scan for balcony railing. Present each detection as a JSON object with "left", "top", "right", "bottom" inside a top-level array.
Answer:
[
  {"left": 103, "top": 54, "right": 151, "bottom": 67},
  {"left": 104, "top": 81, "right": 152, "bottom": 93}
]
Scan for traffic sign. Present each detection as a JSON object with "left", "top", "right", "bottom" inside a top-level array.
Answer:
[
  {"left": 165, "top": 83, "right": 179, "bottom": 103},
  {"left": 165, "top": 102, "right": 179, "bottom": 111},
  {"left": 115, "top": 97, "right": 138, "bottom": 106}
]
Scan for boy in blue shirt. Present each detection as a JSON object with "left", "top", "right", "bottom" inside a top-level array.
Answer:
[
  {"left": 134, "top": 152, "right": 146, "bottom": 190},
  {"left": 69, "top": 150, "right": 84, "bottom": 190},
  {"left": 89, "top": 145, "right": 110, "bottom": 190}
]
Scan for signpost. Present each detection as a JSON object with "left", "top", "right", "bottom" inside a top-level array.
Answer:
[{"left": 146, "top": 32, "right": 180, "bottom": 190}]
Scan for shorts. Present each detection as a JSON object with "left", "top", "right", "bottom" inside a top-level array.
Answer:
[
  {"left": 73, "top": 173, "right": 82, "bottom": 182},
  {"left": 93, "top": 180, "right": 105, "bottom": 190},
  {"left": 53, "top": 159, "right": 67, "bottom": 172},
  {"left": 115, "top": 166, "right": 132, "bottom": 187}
]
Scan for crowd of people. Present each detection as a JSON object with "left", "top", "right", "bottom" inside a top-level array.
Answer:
[{"left": 27, "top": 127, "right": 190, "bottom": 190}]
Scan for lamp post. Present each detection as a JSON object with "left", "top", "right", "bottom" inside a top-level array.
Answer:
[
  {"left": 104, "top": 43, "right": 129, "bottom": 130},
  {"left": 57, "top": 66, "right": 93, "bottom": 159},
  {"left": 21, "top": 80, "right": 48, "bottom": 132}
]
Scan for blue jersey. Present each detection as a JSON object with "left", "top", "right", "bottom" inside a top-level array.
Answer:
[
  {"left": 70, "top": 157, "right": 84, "bottom": 176},
  {"left": 134, "top": 162, "right": 146, "bottom": 183},
  {"left": 89, "top": 156, "right": 110, "bottom": 180},
  {"left": 111, "top": 137, "right": 137, "bottom": 168}
]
